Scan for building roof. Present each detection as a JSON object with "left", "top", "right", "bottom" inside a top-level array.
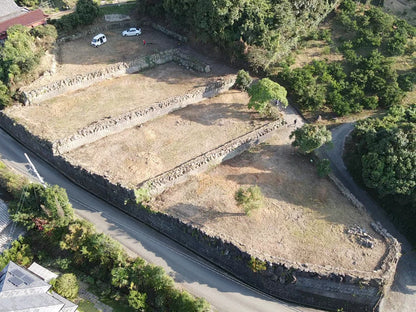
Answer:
[
  {"left": 0, "top": 261, "right": 50, "bottom": 298},
  {"left": 0, "top": 0, "right": 26, "bottom": 23},
  {"left": 0, "top": 9, "right": 47, "bottom": 35},
  {"left": 28, "top": 262, "right": 58, "bottom": 283},
  {"left": 0, "top": 261, "right": 78, "bottom": 312},
  {"left": 0, "top": 293, "right": 64, "bottom": 312}
]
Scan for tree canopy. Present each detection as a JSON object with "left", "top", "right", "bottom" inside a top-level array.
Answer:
[
  {"left": 248, "top": 78, "right": 288, "bottom": 118},
  {"left": 345, "top": 104, "right": 416, "bottom": 245},
  {"left": 290, "top": 124, "right": 332, "bottom": 154}
]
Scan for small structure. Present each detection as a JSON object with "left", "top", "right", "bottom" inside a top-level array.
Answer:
[
  {"left": 0, "top": 0, "right": 48, "bottom": 40},
  {"left": 0, "top": 261, "right": 78, "bottom": 312}
]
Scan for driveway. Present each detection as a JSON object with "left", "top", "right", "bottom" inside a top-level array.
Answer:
[{"left": 318, "top": 123, "right": 416, "bottom": 312}]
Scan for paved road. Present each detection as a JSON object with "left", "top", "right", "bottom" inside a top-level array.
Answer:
[
  {"left": 0, "top": 128, "right": 320, "bottom": 312},
  {"left": 319, "top": 123, "right": 416, "bottom": 312}
]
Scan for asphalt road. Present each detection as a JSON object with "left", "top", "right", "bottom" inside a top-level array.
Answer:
[
  {"left": 0, "top": 127, "right": 320, "bottom": 312},
  {"left": 319, "top": 123, "right": 416, "bottom": 312}
]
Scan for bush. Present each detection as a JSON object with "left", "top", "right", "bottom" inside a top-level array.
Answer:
[
  {"left": 128, "top": 290, "right": 147, "bottom": 311},
  {"left": 398, "top": 72, "right": 416, "bottom": 92},
  {"left": 248, "top": 257, "right": 266, "bottom": 272},
  {"left": 0, "top": 81, "right": 11, "bottom": 108},
  {"left": 235, "top": 69, "right": 252, "bottom": 90},
  {"left": 0, "top": 236, "right": 33, "bottom": 270},
  {"left": 235, "top": 185, "right": 264, "bottom": 215},
  {"left": 52, "top": 273, "right": 79, "bottom": 299},
  {"left": 317, "top": 159, "right": 331, "bottom": 177}
]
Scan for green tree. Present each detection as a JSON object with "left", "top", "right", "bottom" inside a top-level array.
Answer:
[
  {"left": 0, "top": 25, "right": 38, "bottom": 85},
  {"left": 248, "top": 78, "right": 288, "bottom": 118},
  {"left": 345, "top": 105, "right": 416, "bottom": 244},
  {"left": 52, "top": 273, "right": 79, "bottom": 299},
  {"left": 76, "top": 0, "right": 100, "bottom": 25},
  {"left": 290, "top": 124, "right": 332, "bottom": 154}
]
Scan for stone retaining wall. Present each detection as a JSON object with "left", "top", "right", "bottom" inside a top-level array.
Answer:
[
  {"left": 20, "top": 49, "right": 210, "bottom": 105},
  {"left": 0, "top": 112, "right": 400, "bottom": 312},
  {"left": 52, "top": 75, "right": 234, "bottom": 154},
  {"left": 142, "top": 119, "right": 285, "bottom": 195}
]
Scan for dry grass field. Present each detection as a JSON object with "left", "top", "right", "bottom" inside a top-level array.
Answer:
[
  {"left": 7, "top": 63, "right": 212, "bottom": 140},
  {"left": 64, "top": 90, "right": 269, "bottom": 187},
  {"left": 152, "top": 125, "right": 388, "bottom": 272}
]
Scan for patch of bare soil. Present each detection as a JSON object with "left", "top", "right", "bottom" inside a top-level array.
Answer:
[
  {"left": 22, "top": 25, "right": 185, "bottom": 91},
  {"left": 6, "top": 63, "right": 212, "bottom": 140},
  {"left": 64, "top": 90, "right": 268, "bottom": 187},
  {"left": 152, "top": 126, "right": 387, "bottom": 272},
  {"left": 291, "top": 40, "right": 343, "bottom": 69}
]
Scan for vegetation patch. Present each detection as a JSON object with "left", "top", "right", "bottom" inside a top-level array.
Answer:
[
  {"left": 345, "top": 104, "right": 416, "bottom": 245},
  {"left": 0, "top": 161, "right": 210, "bottom": 311},
  {"left": 235, "top": 185, "right": 264, "bottom": 216}
]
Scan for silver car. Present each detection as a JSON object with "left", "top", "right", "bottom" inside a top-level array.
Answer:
[{"left": 122, "top": 28, "right": 142, "bottom": 36}]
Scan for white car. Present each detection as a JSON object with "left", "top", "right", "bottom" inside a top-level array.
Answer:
[
  {"left": 122, "top": 28, "right": 142, "bottom": 37},
  {"left": 91, "top": 34, "right": 107, "bottom": 47}
]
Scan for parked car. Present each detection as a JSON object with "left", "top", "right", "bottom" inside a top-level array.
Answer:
[
  {"left": 91, "top": 34, "right": 107, "bottom": 47},
  {"left": 122, "top": 28, "right": 142, "bottom": 37}
]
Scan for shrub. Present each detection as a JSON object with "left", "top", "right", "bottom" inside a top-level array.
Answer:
[
  {"left": 235, "top": 69, "right": 252, "bottom": 90},
  {"left": 317, "top": 159, "right": 331, "bottom": 177},
  {"left": 0, "top": 81, "right": 11, "bottom": 108},
  {"left": 52, "top": 273, "right": 79, "bottom": 299},
  {"left": 0, "top": 236, "right": 33, "bottom": 270},
  {"left": 398, "top": 72, "right": 416, "bottom": 92},
  {"left": 128, "top": 290, "right": 147, "bottom": 311},
  {"left": 248, "top": 257, "right": 266, "bottom": 272},
  {"left": 235, "top": 185, "right": 264, "bottom": 215},
  {"left": 134, "top": 187, "right": 151, "bottom": 205}
]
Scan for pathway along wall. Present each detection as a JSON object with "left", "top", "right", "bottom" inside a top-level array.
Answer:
[{"left": 0, "top": 112, "right": 400, "bottom": 312}]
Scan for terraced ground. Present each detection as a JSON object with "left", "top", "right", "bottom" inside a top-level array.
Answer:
[{"left": 4, "top": 20, "right": 388, "bottom": 274}]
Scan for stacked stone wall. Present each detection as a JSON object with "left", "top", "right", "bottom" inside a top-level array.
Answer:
[
  {"left": 0, "top": 111, "right": 400, "bottom": 312},
  {"left": 52, "top": 75, "right": 233, "bottom": 154},
  {"left": 142, "top": 119, "right": 285, "bottom": 195},
  {"left": 20, "top": 49, "right": 210, "bottom": 106}
]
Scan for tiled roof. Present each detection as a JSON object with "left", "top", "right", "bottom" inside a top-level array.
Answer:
[
  {"left": 0, "top": 261, "right": 78, "bottom": 312},
  {"left": 0, "top": 9, "right": 47, "bottom": 35}
]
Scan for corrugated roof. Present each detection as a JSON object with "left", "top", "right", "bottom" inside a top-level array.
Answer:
[{"left": 0, "top": 9, "right": 47, "bottom": 35}]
